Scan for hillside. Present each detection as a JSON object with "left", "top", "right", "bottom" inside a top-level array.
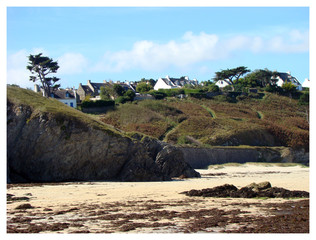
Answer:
[
  {"left": 100, "top": 93, "right": 309, "bottom": 151},
  {"left": 7, "top": 86, "right": 199, "bottom": 183}
]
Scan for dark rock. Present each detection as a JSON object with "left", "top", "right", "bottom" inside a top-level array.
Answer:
[
  {"left": 155, "top": 145, "right": 201, "bottom": 178},
  {"left": 7, "top": 100, "right": 199, "bottom": 183},
  {"left": 181, "top": 183, "right": 309, "bottom": 199},
  {"left": 15, "top": 203, "right": 34, "bottom": 210}
]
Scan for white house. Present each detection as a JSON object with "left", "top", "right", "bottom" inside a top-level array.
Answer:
[
  {"left": 154, "top": 76, "right": 198, "bottom": 90},
  {"left": 51, "top": 89, "right": 78, "bottom": 108},
  {"left": 34, "top": 84, "right": 78, "bottom": 108},
  {"left": 272, "top": 72, "right": 302, "bottom": 91},
  {"left": 215, "top": 79, "right": 231, "bottom": 88},
  {"left": 302, "top": 78, "right": 310, "bottom": 88}
]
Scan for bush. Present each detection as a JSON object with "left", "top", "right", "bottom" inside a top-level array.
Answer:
[
  {"left": 177, "top": 135, "right": 191, "bottom": 145},
  {"left": 183, "top": 89, "right": 203, "bottom": 95},
  {"left": 124, "top": 89, "right": 136, "bottom": 101},
  {"left": 115, "top": 96, "right": 130, "bottom": 104},
  {"left": 236, "top": 95, "right": 248, "bottom": 101},
  {"left": 136, "top": 82, "right": 153, "bottom": 93},
  {"left": 298, "top": 91, "right": 309, "bottom": 105},
  {"left": 208, "top": 84, "right": 220, "bottom": 92},
  {"left": 81, "top": 100, "right": 115, "bottom": 108},
  {"left": 248, "top": 93, "right": 260, "bottom": 99},
  {"left": 149, "top": 90, "right": 167, "bottom": 99},
  {"left": 265, "top": 84, "right": 282, "bottom": 93},
  {"left": 214, "top": 95, "right": 235, "bottom": 103},
  {"left": 187, "top": 92, "right": 206, "bottom": 99}
]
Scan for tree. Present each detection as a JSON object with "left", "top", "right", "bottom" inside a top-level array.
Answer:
[
  {"left": 27, "top": 53, "right": 60, "bottom": 97},
  {"left": 113, "top": 84, "right": 125, "bottom": 96},
  {"left": 243, "top": 69, "right": 273, "bottom": 88},
  {"left": 100, "top": 86, "right": 111, "bottom": 100},
  {"left": 213, "top": 66, "right": 250, "bottom": 91},
  {"left": 124, "top": 89, "right": 136, "bottom": 101},
  {"left": 282, "top": 82, "right": 297, "bottom": 96},
  {"left": 136, "top": 82, "right": 153, "bottom": 93}
]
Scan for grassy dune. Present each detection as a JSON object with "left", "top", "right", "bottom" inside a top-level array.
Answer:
[
  {"left": 7, "top": 86, "right": 123, "bottom": 136},
  {"left": 100, "top": 94, "right": 309, "bottom": 150}
]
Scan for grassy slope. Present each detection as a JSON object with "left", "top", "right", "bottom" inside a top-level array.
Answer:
[
  {"left": 7, "top": 86, "right": 124, "bottom": 137},
  {"left": 100, "top": 94, "right": 309, "bottom": 150}
]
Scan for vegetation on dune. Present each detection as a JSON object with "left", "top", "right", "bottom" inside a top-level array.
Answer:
[
  {"left": 100, "top": 92, "right": 308, "bottom": 150},
  {"left": 7, "top": 86, "right": 123, "bottom": 136},
  {"left": 7, "top": 85, "right": 308, "bottom": 151}
]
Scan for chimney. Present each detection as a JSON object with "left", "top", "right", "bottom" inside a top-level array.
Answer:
[
  {"left": 287, "top": 71, "right": 291, "bottom": 75},
  {"left": 34, "top": 84, "right": 39, "bottom": 92},
  {"left": 103, "top": 80, "right": 107, "bottom": 83},
  {"left": 185, "top": 76, "right": 189, "bottom": 80}
]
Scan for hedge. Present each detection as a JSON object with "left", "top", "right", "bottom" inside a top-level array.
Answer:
[{"left": 81, "top": 100, "right": 115, "bottom": 108}]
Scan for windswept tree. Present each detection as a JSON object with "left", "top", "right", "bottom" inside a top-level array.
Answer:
[
  {"left": 213, "top": 66, "right": 250, "bottom": 91},
  {"left": 27, "top": 53, "right": 60, "bottom": 97},
  {"left": 243, "top": 69, "right": 273, "bottom": 87}
]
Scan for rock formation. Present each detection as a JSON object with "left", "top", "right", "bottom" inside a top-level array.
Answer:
[
  {"left": 180, "top": 182, "right": 309, "bottom": 198},
  {"left": 7, "top": 92, "right": 200, "bottom": 183}
]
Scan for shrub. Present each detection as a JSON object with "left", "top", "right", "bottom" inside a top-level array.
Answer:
[
  {"left": 298, "top": 91, "right": 309, "bottom": 106},
  {"left": 136, "top": 82, "right": 153, "bottom": 93},
  {"left": 124, "top": 89, "right": 136, "bottom": 101},
  {"left": 81, "top": 100, "right": 115, "bottom": 108},
  {"left": 236, "top": 95, "right": 248, "bottom": 101},
  {"left": 177, "top": 135, "right": 191, "bottom": 145},
  {"left": 187, "top": 92, "right": 206, "bottom": 99},
  {"left": 282, "top": 82, "right": 297, "bottom": 94},
  {"left": 265, "top": 84, "right": 282, "bottom": 93},
  {"left": 149, "top": 90, "right": 167, "bottom": 99},
  {"left": 208, "top": 84, "right": 220, "bottom": 92},
  {"left": 248, "top": 93, "right": 260, "bottom": 99},
  {"left": 115, "top": 96, "right": 129, "bottom": 104}
]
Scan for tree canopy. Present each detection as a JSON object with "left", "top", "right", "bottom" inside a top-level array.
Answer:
[
  {"left": 213, "top": 66, "right": 250, "bottom": 91},
  {"left": 27, "top": 53, "right": 60, "bottom": 97},
  {"left": 242, "top": 69, "right": 273, "bottom": 88},
  {"left": 136, "top": 82, "right": 153, "bottom": 93}
]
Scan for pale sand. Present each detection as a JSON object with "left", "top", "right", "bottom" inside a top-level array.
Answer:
[{"left": 6, "top": 163, "right": 309, "bottom": 233}]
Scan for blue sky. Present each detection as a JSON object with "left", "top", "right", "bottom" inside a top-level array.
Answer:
[{"left": 7, "top": 6, "right": 310, "bottom": 89}]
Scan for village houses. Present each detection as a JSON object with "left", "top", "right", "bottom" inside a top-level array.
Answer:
[{"left": 154, "top": 76, "right": 198, "bottom": 90}]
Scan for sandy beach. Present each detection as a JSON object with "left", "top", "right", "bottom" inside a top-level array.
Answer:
[{"left": 7, "top": 163, "right": 309, "bottom": 233}]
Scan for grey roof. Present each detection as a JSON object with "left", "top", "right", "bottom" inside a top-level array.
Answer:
[
  {"left": 81, "top": 85, "right": 94, "bottom": 95},
  {"left": 52, "top": 89, "right": 75, "bottom": 99},
  {"left": 161, "top": 77, "right": 198, "bottom": 87},
  {"left": 90, "top": 82, "right": 109, "bottom": 90},
  {"left": 277, "top": 72, "right": 301, "bottom": 85}
]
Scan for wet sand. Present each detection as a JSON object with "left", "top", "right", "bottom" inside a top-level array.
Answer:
[{"left": 7, "top": 163, "right": 309, "bottom": 233}]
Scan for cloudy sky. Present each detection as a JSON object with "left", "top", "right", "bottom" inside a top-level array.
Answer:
[{"left": 6, "top": 4, "right": 310, "bottom": 89}]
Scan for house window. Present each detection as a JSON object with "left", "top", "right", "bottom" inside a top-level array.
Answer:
[
  {"left": 66, "top": 92, "right": 70, "bottom": 98},
  {"left": 70, "top": 102, "right": 73, "bottom": 107}
]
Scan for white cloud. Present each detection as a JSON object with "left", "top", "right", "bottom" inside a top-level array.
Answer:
[
  {"left": 266, "top": 30, "right": 309, "bottom": 53},
  {"left": 94, "top": 31, "right": 219, "bottom": 72},
  {"left": 93, "top": 29, "right": 308, "bottom": 73},
  {"left": 7, "top": 49, "right": 33, "bottom": 88},
  {"left": 57, "top": 53, "right": 88, "bottom": 75}
]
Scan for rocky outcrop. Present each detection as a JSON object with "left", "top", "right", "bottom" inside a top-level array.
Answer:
[
  {"left": 180, "top": 182, "right": 309, "bottom": 198},
  {"left": 7, "top": 100, "right": 200, "bottom": 183},
  {"left": 180, "top": 146, "right": 309, "bottom": 169}
]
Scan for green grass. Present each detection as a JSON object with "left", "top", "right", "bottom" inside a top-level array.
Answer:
[{"left": 7, "top": 86, "right": 124, "bottom": 137}]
